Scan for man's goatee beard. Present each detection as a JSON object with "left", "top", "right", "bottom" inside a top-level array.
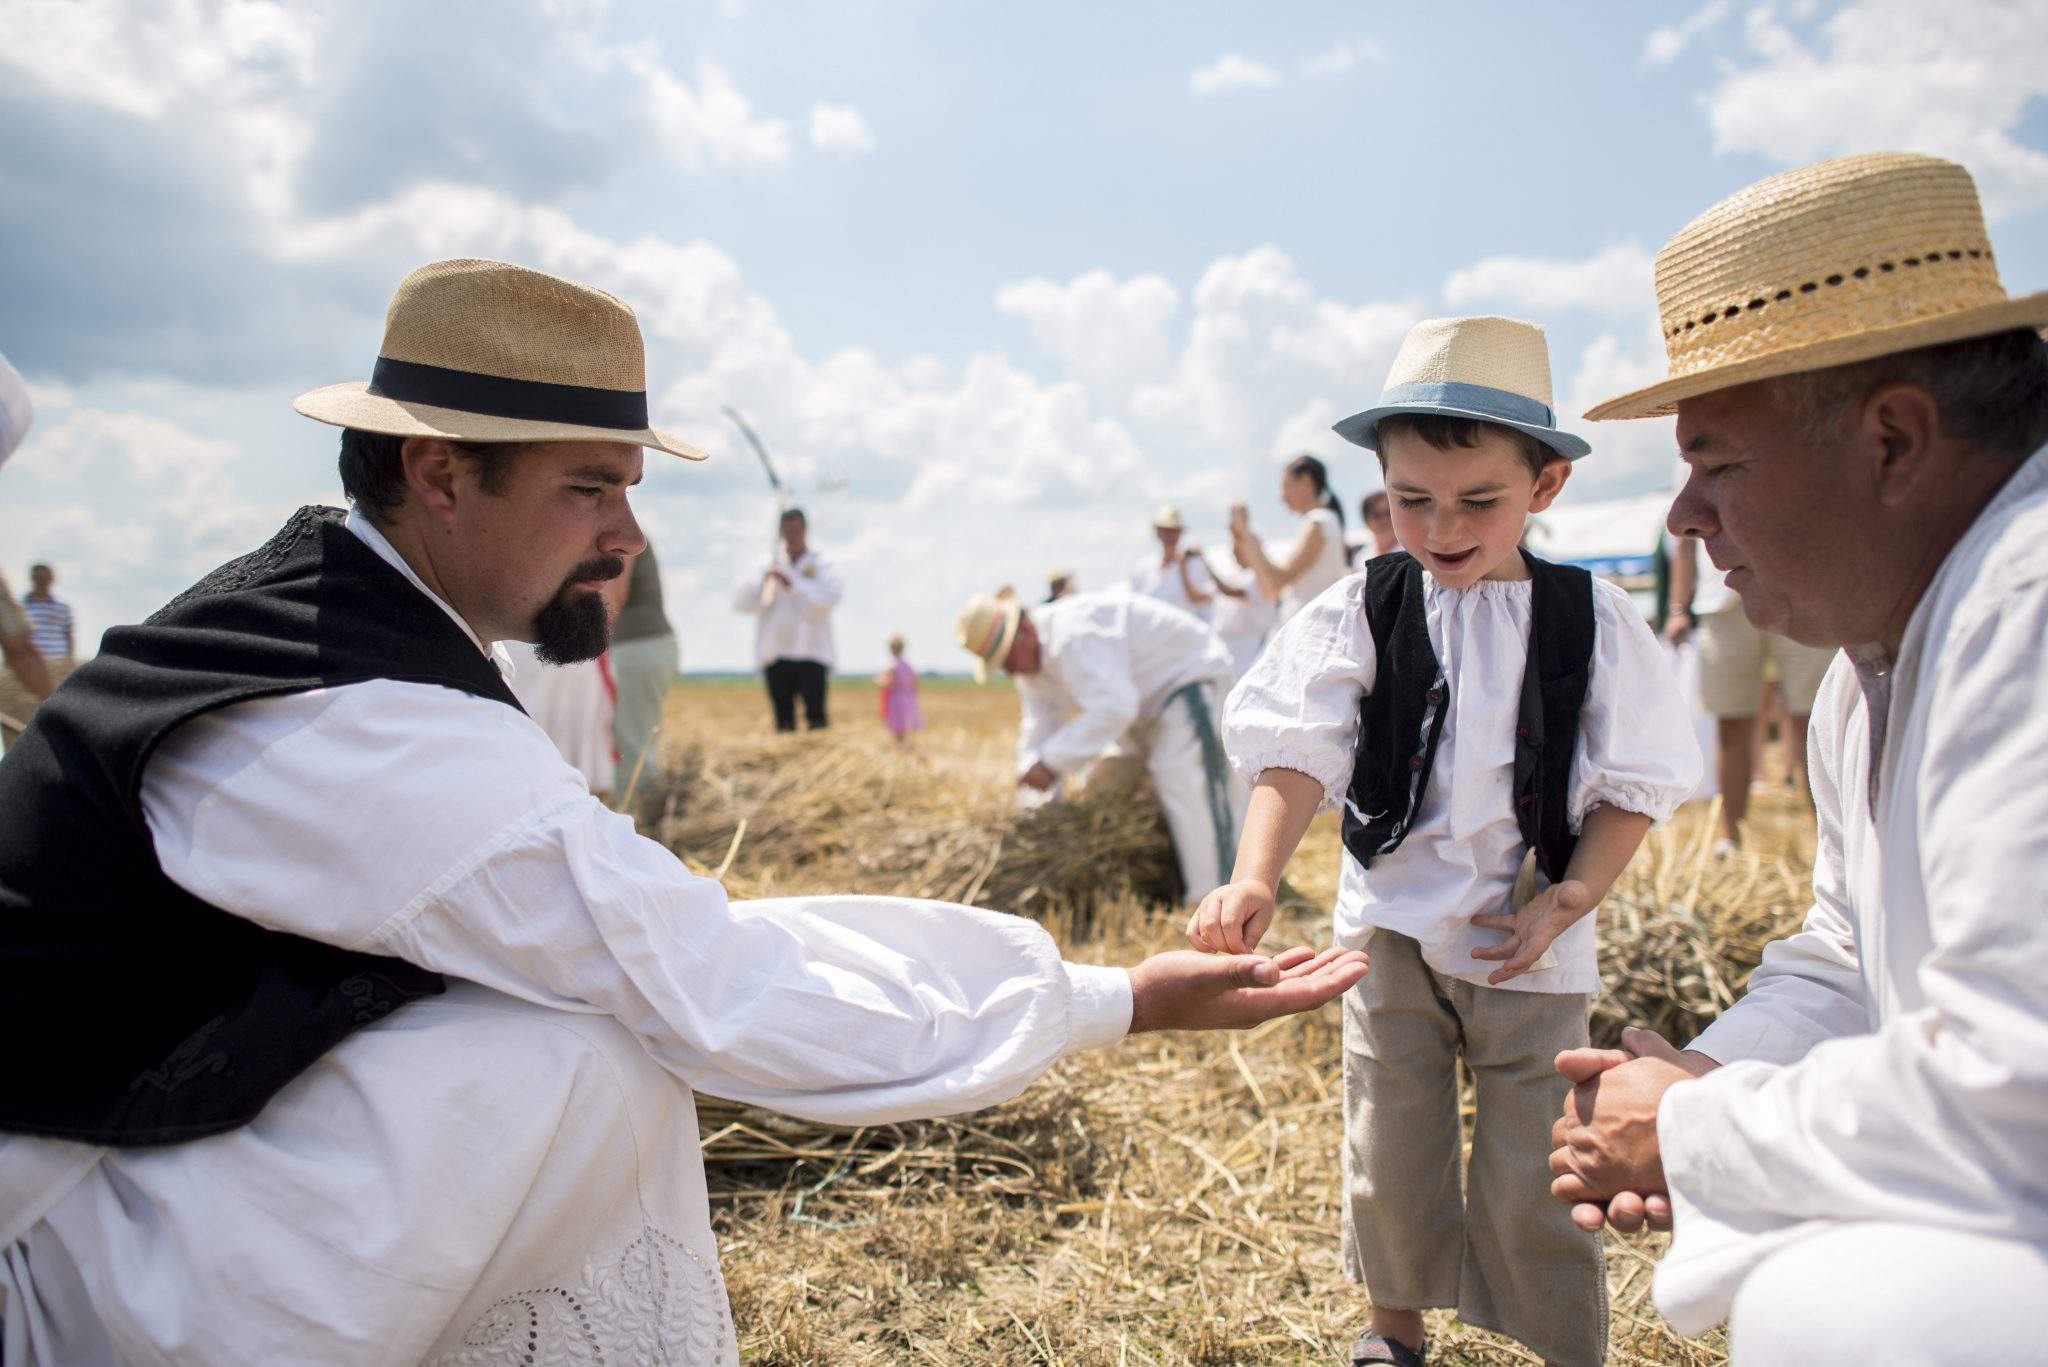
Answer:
[{"left": 532, "top": 556, "right": 625, "bottom": 665}]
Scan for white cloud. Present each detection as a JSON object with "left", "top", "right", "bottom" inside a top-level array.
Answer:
[
  {"left": 1702, "top": 0, "right": 2048, "bottom": 218},
  {"left": 995, "top": 270, "right": 1180, "bottom": 386},
  {"left": 1298, "top": 39, "right": 1386, "bottom": 79},
  {"left": 1554, "top": 331, "right": 1680, "bottom": 498},
  {"left": 630, "top": 55, "right": 793, "bottom": 169},
  {"left": 1190, "top": 39, "right": 1384, "bottom": 95},
  {"left": 1188, "top": 54, "right": 1283, "bottom": 96},
  {"left": 809, "top": 103, "right": 876, "bottom": 156},
  {"left": 1441, "top": 241, "right": 1656, "bottom": 319},
  {"left": 1642, "top": 0, "right": 1733, "bottom": 66}
]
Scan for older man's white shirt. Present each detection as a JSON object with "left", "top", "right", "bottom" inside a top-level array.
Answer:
[
  {"left": 1653, "top": 445, "right": 2048, "bottom": 1336},
  {"left": 0, "top": 514, "right": 1131, "bottom": 1366}
]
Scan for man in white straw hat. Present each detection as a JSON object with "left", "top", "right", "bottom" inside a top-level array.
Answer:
[
  {"left": 1546, "top": 153, "right": 2048, "bottom": 1362},
  {"left": 0, "top": 258, "right": 1368, "bottom": 1365},
  {"left": 1129, "top": 503, "right": 1218, "bottom": 622},
  {"left": 957, "top": 586, "right": 1247, "bottom": 902}
]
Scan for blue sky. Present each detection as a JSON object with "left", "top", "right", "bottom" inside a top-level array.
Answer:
[{"left": 4, "top": 0, "right": 2047, "bottom": 670}]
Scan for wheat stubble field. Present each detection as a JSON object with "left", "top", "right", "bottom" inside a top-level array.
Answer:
[{"left": 641, "top": 678, "right": 1816, "bottom": 1365}]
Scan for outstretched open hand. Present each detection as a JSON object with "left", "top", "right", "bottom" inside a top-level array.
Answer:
[
  {"left": 1128, "top": 945, "right": 1368, "bottom": 1033},
  {"left": 1470, "top": 878, "right": 1592, "bottom": 984}
]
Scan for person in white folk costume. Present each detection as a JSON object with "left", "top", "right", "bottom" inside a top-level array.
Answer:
[
  {"left": 0, "top": 259, "right": 1369, "bottom": 1367},
  {"left": 1128, "top": 504, "right": 1217, "bottom": 620},
  {"left": 956, "top": 588, "right": 1248, "bottom": 904},
  {"left": 1195, "top": 315, "right": 1701, "bottom": 1367},
  {"left": 1229, "top": 453, "right": 1354, "bottom": 623},
  {"left": 1549, "top": 153, "right": 2048, "bottom": 1363},
  {"left": 732, "top": 506, "right": 841, "bottom": 732}
]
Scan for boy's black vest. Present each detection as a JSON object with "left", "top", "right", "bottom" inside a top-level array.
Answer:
[
  {"left": 1341, "top": 551, "right": 1595, "bottom": 884},
  {"left": 0, "top": 506, "right": 525, "bottom": 1145}
]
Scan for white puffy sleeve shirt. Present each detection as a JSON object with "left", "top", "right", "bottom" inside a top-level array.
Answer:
[
  {"left": 134, "top": 682, "right": 1132, "bottom": 1123},
  {"left": 1224, "top": 570, "right": 1700, "bottom": 990}
]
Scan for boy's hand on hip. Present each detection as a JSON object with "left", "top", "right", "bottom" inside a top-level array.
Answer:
[
  {"left": 1128, "top": 946, "right": 1368, "bottom": 1033},
  {"left": 1470, "top": 878, "right": 1592, "bottom": 985},
  {"left": 1184, "top": 880, "right": 1277, "bottom": 954}
]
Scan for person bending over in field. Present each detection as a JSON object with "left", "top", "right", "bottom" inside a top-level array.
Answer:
[
  {"left": 1192, "top": 316, "right": 1699, "bottom": 1367},
  {"left": 956, "top": 584, "right": 1246, "bottom": 903}
]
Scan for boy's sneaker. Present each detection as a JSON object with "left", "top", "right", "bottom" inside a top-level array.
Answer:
[{"left": 1347, "top": 1331, "right": 1426, "bottom": 1366}]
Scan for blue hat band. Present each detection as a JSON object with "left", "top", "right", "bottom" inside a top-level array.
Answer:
[{"left": 1376, "top": 380, "right": 1554, "bottom": 428}]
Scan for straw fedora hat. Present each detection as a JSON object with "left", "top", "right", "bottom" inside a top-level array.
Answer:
[
  {"left": 1588, "top": 152, "right": 2048, "bottom": 421},
  {"left": 1333, "top": 316, "right": 1590, "bottom": 460},
  {"left": 955, "top": 589, "right": 1024, "bottom": 684},
  {"left": 1151, "top": 504, "right": 1185, "bottom": 531},
  {"left": 295, "top": 258, "right": 707, "bottom": 459}
]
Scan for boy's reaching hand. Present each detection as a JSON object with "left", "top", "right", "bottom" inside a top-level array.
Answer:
[
  {"left": 1184, "top": 880, "right": 1278, "bottom": 954},
  {"left": 1469, "top": 878, "right": 1593, "bottom": 985}
]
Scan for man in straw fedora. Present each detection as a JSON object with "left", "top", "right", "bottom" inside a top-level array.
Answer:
[
  {"left": 956, "top": 584, "right": 1247, "bottom": 902},
  {"left": 1130, "top": 503, "right": 1219, "bottom": 621},
  {"left": 1547, "top": 153, "right": 2048, "bottom": 1360},
  {"left": 0, "top": 257, "right": 1368, "bottom": 1364}
]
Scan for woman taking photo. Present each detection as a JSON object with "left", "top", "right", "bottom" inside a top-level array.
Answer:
[{"left": 1229, "top": 454, "right": 1352, "bottom": 622}]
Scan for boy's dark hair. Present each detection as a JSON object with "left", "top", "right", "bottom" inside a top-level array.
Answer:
[
  {"left": 1374, "top": 413, "right": 1558, "bottom": 481},
  {"left": 338, "top": 429, "right": 523, "bottom": 524}
]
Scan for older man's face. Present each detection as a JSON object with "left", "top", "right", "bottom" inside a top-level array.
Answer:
[{"left": 1669, "top": 382, "right": 1874, "bottom": 648}]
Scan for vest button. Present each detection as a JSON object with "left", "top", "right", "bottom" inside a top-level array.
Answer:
[
  {"left": 1518, "top": 793, "right": 1532, "bottom": 805},
  {"left": 1427, "top": 689, "right": 1442, "bottom": 703},
  {"left": 1410, "top": 757, "right": 1424, "bottom": 769}
]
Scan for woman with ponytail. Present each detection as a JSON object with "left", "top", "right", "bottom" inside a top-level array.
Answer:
[{"left": 1229, "top": 454, "right": 1354, "bottom": 622}]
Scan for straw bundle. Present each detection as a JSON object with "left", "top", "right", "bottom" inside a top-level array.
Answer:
[{"left": 644, "top": 732, "right": 1178, "bottom": 933}]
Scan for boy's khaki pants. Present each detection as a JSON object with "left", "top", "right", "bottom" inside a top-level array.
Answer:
[{"left": 1340, "top": 930, "right": 1606, "bottom": 1367}]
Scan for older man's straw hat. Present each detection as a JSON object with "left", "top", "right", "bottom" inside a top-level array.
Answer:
[
  {"left": 955, "top": 589, "right": 1024, "bottom": 684},
  {"left": 1334, "top": 316, "right": 1590, "bottom": 460},
  {"left": 1151, "top": 504, "right": 1185, "bottom": 531},
  {"left": 1588, "top": 153, "right": 2048, "bottom": 421},
  {"left": 294, "top": 258, "right": 707, "bottom": 458}
]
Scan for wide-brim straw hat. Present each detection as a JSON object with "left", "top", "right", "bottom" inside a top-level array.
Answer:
[
  {"left": 955, "top": 590, "right": 1024, "bottom": 685},
  {"left": 1589, "top": 153, "right": 2048, "bottom": 421},
  {"left": 294, "top": 258, "right": 707, "bottom": 459},
  {"left": 1334, "top": 316, "right": 1591, "bottom": 461},
  {"left": 1151, "top": 504, "right": 1185, "bottom": 531}
]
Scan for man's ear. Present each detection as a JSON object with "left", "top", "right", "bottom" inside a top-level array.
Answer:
[
  {"left": 1527, "top": 456, "right": 1572, "bottom": 514},
  {"left": 401, "top": 438, "right": 463, "bottom": 527},
  {"left": 1858, "top": 382, "right": 1943, "bottom": 510}
]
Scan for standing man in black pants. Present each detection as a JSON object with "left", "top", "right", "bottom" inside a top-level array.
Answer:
[{"left": 734, "top": 508, "right": 842, "bottom": 731}]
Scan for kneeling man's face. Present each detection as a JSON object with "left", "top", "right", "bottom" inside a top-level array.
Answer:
[
  {"left": 1670, "top": 383, "right": 1872, "bottom": 649},
  {"left": 454, "top": 440, "right": 647, "bottom": 663}
]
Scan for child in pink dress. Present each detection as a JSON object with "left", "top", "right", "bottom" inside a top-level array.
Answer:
[{"left": 878, "top": 635, "right": 923, "bottom": 744}]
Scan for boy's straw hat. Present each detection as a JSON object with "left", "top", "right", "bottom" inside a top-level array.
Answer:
[
  {"left": 1334, "top": 316, "right": 1590, "bottom": 461},
  {"left": 955, "top": 589, "right": 1023, "bottom": 684},
  {"left": 1151, "top": 505, "right": 1185, "bottom": 531},
  {"left": 1588, "top": 153, "right": 2048, "bottom": 421},
  {"left": 295, "top": 258, "right": 707, "bottom": 459}
]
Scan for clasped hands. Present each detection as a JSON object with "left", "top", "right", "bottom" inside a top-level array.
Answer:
[{"left": 1549, "top": 1026, "right": 1719, "bottom": 1232}]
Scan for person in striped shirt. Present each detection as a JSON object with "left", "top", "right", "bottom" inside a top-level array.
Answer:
[{"left": 22, "top": 564, "right": 73, "bottom": 666}]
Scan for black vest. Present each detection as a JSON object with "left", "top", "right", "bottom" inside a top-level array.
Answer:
[
  {"left": 0, "top": 506, "right": 525, "bottom": 1145},
  {"left": 1339, "top": 550, "right": 1595, "bottom": 884}
]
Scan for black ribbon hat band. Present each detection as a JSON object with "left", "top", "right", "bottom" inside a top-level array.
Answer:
[{"left": 367, "top": 356, "right": 649, "bottom": 431}]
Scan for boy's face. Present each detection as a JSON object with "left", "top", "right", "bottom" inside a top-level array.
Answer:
[{"left": 1380, "top": 427, "right": 1568, "bottom": 588}]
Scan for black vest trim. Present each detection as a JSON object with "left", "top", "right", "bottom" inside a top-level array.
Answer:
[
  {"left": 0, "top": 506, "right": 525, "bottom": 1145},
  {"left": 1339, "top": 550, "right": 1596, "bottom": 884}
]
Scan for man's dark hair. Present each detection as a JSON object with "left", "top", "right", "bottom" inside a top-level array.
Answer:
[
  {"left": 1776, "top": 327, "right": 2048, "bottom": 463},
  {"left": 779, "top": 507, "right": 807, "bottom": 526},
  {"left": 1373, "top": 413, "right": 1556, "bottom": 481},
  {"left": 29, "top": 563, "right": 50, "bottom": 577},
  {"left": 338, "top": 429, "right": 524, "bottom": 523}
]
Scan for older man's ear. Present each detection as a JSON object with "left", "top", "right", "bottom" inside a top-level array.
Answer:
[{"left": 1858, "top": 382, "right": 1946, "bottom": 510}]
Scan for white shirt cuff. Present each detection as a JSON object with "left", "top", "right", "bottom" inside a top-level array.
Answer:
[{"left": 1061, "top": 962, "right": 1133, "bottom": 1055}]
